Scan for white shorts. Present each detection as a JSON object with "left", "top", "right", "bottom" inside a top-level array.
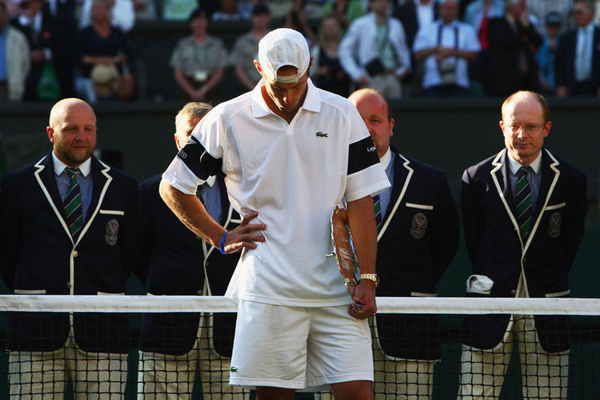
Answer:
[{"left": 229, "top": 300, "right": 374, "bottom": 390}]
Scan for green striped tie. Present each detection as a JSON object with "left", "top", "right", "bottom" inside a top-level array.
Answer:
[
  {"left": 64, "top": 167, "right": 83, "bottom": 237},
  {"left": 373, "top": 194, "right": 382, "bottom": 233},
  {"left": 515, "top": 166, "right": 533, "bottom": 240}
]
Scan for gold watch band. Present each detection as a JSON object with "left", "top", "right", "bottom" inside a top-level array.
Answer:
[{"left": 360, "top": 273, "right": 379, "bottom": 287}]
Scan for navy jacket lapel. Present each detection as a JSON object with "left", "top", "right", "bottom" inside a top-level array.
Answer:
[
  {"left": 386, "top": 152, "right": 407, "bottom": 218},
  {"left": 38, "top": 154, "right": 66, "bottom": 216},
  {"left": 500, "top": 151, "right": 515, "bottom": 206},
  {"left": 86, "top": 156, "right": 109, "bottom": 222},
  {"left": 535, "top": 149, "right": 554, "bottom": 217}
]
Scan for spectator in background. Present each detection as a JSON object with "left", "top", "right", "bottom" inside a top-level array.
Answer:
[
  {"left": 4, "top": 0, "right": 19, "bottom": 17},
  {"left": 136, "top": 102, "right": 248, "bottom": 400},
  {"left": 261, "top": 0, "right": 295, "bottom": 19},
  {"left": 212, "top": 0, "right": 245, "bottom": 21},
  {"left": 301, "top": 0, "right": 327, "bottom": 19},
  {"left": 76, "top": 0, "right": 136, "bottom": 103},
  {"left": 10, "top": 0, "right": 60, "bottom": 100},
  {"left": 170, "top": 8, "right": 228, "bottom": 102},
  {"left": 463, "top": 0, "right": 503, "bottom": 94},
  {"left": 459, "top": 0, "right": 476, "bottom": 18},
  {"left": 413, "top": 0, "right": 480, "bottom": 97},
  {"left": 394, "top": 0, "right": 439, "bottom": 97},
  {"left": 527, "top": 0, "right": 574, "bottom": 34},
  {"left": 464, "top": 0, "right": 504, "bottom": 49},
  {"left": 394, "top": 0, "right": 438, "bottom": 52},
  {"left": 162, "top": 0, "right": 197, "bottom": 20},
  {"left": 0, "top": 97, "right": 141, "bottom": 399},
  {"left": 339, "top": 0, "right": 411, "bottom": 99},
  {"left": 311, "top": 15, "right": 350, "bottom": 96},
  {"left": 0, "top": 0, "right": 30, "bottom": 101},
  {"left": 133, "top": 0, "right": 158, "bottom": 20},
  {"left": 349, "top": 88, "right": 460, "bottom": 400},
  {"left": 555, "top": 0, "right": 600, "bottom": 97},
  {"left": 79, "top": 0, "right": 136, "bottom": 33},
  {"left": 536, "top": 11, "right": 562, "bottom": 95},
  {"left": 322, "top": 0, "right": 365, "bottom": 31},
  {"left": 46, "top": 0, "right": 77, "bottom": 98},
  {"left": 237, "top": 0, "right": 254, "bottom": 18},
  {"left": 230, "top": 4, "right": 272, "bottom": 91},
  {"left": 484, "top": 0, "right": 542, "bottom": 96},
  {"left": 283, "top": 7, "right": 317, "bottom": 48}
]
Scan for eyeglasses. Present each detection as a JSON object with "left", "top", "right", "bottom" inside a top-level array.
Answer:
[{"left": 507, "top": 123, "right": 545, "bottom": 134}]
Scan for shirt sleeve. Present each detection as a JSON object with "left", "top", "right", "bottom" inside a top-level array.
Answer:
[
  {"left": 162, "top": 108, "right": 225, "bottom": 195},
  {"left": 412, "top": 25, "right": 432, "bottom": 53},
  {"left": 344, "top": 104, "right": 391, "bottom": 202},
  {"left": 463, "top": 24, "right": 482, "bottom": 52}
]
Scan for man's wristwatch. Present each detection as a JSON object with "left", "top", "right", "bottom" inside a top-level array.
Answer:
[{"left": 360, "top": 273, "right": 380, "bottom": 287}]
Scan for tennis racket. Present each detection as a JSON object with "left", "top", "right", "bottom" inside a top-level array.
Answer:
[{"left": 327, "top": 206, "right": 361, "bottom": 301}]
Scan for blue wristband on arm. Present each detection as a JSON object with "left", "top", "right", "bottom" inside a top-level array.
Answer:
[{"left": 220, "top": 232, "right": 229, "bottom": 255}]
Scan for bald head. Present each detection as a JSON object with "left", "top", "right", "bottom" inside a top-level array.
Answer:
[
  {"left": 49, "top": 98, "right": 96, "bottom": 129},
  {"left": 47, "top": 98, "right": 97, "bottom": 168},
  {"left": 349, "top": 88, "right": 392, "bottom": 120},
  {"left": 501, "top": 90, "right": 549, "bottom": 123},
  {"left": 349, "top": 89, "right": 394, "bottom": 159}
]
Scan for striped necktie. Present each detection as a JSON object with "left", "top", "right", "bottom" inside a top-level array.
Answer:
[
  {"left": 64, "top": 167, "right": 83, "bottom": 238},
  {"left": 373, "top": 194, "right": 382, "bottom": 233},
  {"left": 515, "top": 166, "right": 533, "bottom": 240}
]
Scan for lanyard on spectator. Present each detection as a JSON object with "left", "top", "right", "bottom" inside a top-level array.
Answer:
[{"left": 437, "top": 23, "right": 459, "bottom": 50}]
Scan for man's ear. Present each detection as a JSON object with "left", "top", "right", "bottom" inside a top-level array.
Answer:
[
  {"left": 47, "top": 127, "right": 54, "bottom": 143},
  {"left": 254, "top": 60, "right": 262, "bottom": 74}
]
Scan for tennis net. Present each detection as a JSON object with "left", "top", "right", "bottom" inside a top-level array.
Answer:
[{"left": 0, "top": 295, "right": 598, "bottom": 399}]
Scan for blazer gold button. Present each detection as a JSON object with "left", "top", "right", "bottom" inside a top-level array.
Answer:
[{"left": 72, "top": 250, "right": 78, "bottom": 257}]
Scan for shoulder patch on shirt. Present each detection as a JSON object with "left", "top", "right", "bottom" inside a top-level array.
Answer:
[
  {"left": 348, "top": 136, "right": 379, "bottom": 175},
  {"left": 177, "top": 135, "right": 222, "bottom": 180}
]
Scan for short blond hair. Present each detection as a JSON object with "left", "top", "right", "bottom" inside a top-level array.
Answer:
[{"left": 175, "top": 102, "right": 212, "bottom": 128}]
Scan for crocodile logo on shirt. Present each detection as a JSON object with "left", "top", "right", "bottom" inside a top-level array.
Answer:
[
  {"left": 316, "top": 132, "right": 329, "bottom": 138},
  {"left": 230, "top": 366, "right": 239, "bottom": 373}
]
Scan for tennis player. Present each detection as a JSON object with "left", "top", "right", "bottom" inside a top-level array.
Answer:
[{"left": 160, "top": 28, "right": 390, "bottom": 400}]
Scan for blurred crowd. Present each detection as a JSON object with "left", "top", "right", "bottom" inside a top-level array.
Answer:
[{"left": 1, "top": 0, "right": 600, "bottom": 103}]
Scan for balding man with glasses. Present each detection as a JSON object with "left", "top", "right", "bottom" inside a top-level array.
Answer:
[{"left": 457, "top": 90, "right": 587, "bottom": 400}]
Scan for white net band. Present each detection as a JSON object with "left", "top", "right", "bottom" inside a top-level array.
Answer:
[{"left": 0, "top": 295, "right": 598, "bottom": 315}]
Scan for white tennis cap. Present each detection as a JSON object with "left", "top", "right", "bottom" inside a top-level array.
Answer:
[{"left": 258, "top": 28, "right": 310, "bottom": 84}]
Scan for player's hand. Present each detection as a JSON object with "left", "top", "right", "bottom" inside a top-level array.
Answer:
[
  {"left": 348, "top": 280, "right": 377, "bottom": 319},
  {"left": 222, "top": 211, "right": 266, "bottom": 254}
]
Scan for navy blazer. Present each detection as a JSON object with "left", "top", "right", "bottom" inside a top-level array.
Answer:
[
  {"left": 374, "top": 149, "right": 460, "bottom": 360},
  {"left": 0, "top": 153, "right": 141, "bottom": 353},
  {"left": 136, "top": 174, "right": 242, "bottom": 356},
  {"left": 555, "top": 26, "right": 600, "bottom": 94},
  {"left": 460, "top": 149, "right": 587, "bottom": 352}
]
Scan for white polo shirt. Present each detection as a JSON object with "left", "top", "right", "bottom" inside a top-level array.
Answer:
[{"left": 162, "top": 79, "right": 390, "bottom": 307}]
